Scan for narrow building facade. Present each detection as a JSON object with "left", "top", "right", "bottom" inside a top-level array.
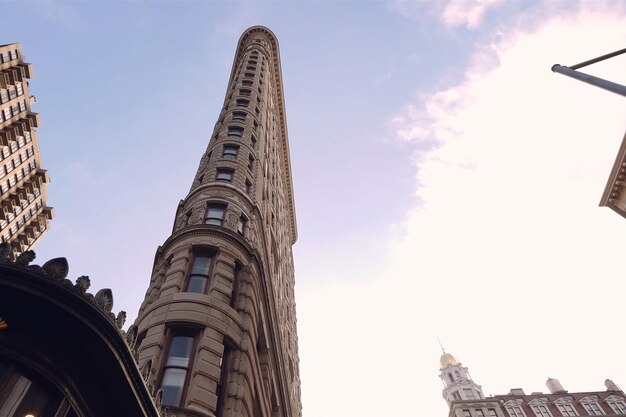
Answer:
[
  {"left": 0, "top": 43, "right": 53, "bottom": 258},
  {"left": 129, "top": 27, "right": 301, "bottom": 417}
]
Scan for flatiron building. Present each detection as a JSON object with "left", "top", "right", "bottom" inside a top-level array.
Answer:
[{"left": 129, "top": 26, "right": 301, "bottom": 417}]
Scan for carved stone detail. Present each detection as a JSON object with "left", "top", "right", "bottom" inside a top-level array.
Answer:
[
  {"left": 15, "top": 250, "right": 35, "bottom": 266},
  {"left": 187, "top": 205, "right": 205, "bottom": 226},
  {"left": 42, "top": 258, "right": 69, "bottom": 280},
  {"left": 115, "top": 311, "right": 126, "bottom": 329},
  {"left": 246, "top": 218, "right": 259, "bottom": 247},
  {"left": 94, "top": 288, "right": 114, "bottom": 312},
  {"left": 74, "top": 275, "right": 91, "bottom": 293},
  {"left": 226, "top": 210, "right": 239, "bottom": 230}
]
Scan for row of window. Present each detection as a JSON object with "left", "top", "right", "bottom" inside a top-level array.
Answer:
[
  {"left": 1, "top": 200, "right": 44, "bottom": 242},
  {"left": 0, "top": 146, "right": 34, "bottom": 179},
  {"left": 494, "top": 397, "right": 626, "bottom": 417},
  {"left": 0, "top": 99, "right": 26, "bottom": 123},
  {"left": 0, "top": 49, "right": 18, "bottom": 64},
  {"left": 0, "top": 131, "right": 32, "bottom": 160},
  {"left": 464, "top": 409, "right": 497, "bottom": 417},
  {"left": 0, "top": 82, "right": 24, "bottom": 104},
  {"left": 0, "top": 162, "right": 39, "bottom": 195},
  {"left": 0, "top": 193, "right": 39, "bottom": 229}
]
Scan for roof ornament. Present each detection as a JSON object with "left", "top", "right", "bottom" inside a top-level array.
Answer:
[{"left": 0, "top": 242, "right": 127, "bottom": 331}]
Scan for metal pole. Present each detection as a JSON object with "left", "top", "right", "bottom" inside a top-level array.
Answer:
[
  {"left": 568, "top": 47, "right": 626, "bottom": 70},
  {"left": 551, "top": 64, "right": 626, "bottom": 98}
]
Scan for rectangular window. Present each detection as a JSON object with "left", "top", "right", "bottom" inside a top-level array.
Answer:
[
  {"left": 476, "top": 411, "right": 485, "bottom": 417},
  {"left": 216, "top": 169, "right": 233, "bottom": 181},
  {"left": 507, "top": 407, "right": 524, "bottom": 417},
  {"left": 242, "top": 80, "right": 253, "bottom": 86},
  {"left": 488, "top": 410, "right": 497, "bottom": 417},
  {"left": 9, "top": 50, "right": 17, "bottom": 60},
  {"left": 464, "top": 410, "right": 472, "bottom": 417},
  {"left": 610, "top": 402, "right": 626, "bottom": 414},
  {"left": 16, "top": 83, "right": 23, "bottom": 96},
  {"left": 557, "top": 404, "right": 577, "bottom": 417},
  {"left": 583, "top": 404, "right": 603, "bottom": 416},
  {"left": 227, "top": 126, "right": 244, "bottom": 137},
  {"left": 161, "top": 334, "right": 195, "bottom": 406},
  {"left": 205, "top": 204, "right": 225, "bottom": 226},
  {"left": 18, "top": 101, "right": 26, "bottom": 112},
  {"left": 464, "top": 388, "right": 476, "bottom": 400},
  {"left": 239, "top": 89, "right": 251, "bottom": 96},
  {"left": 236, "top": 99, "right": 249, "bottom": 108},
  {"left": 223, "top": 145, "right": 238, "bottom": 160},
  {"left": 232, "top": 112, "right": 246, "bottom": 122},
  {"left": 4, "top": 108, "right": 11, "bottom": 120},
  {"left": 186, "top": 254, "right": 212, "bottom": 294},
  {"left": 532, "top": 405, "right": 550, "bottom": 417},
  {"left": 0, "top": 90, "right": 8, "bottom": 103}
]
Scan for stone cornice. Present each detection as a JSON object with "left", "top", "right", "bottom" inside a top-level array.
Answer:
[{"left": 160, "top": 223, "right": 258, "bottom": 260}]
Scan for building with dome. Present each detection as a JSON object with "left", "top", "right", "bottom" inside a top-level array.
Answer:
[{"left": 440, "top": 352, "right": 626, "bottom": 417}]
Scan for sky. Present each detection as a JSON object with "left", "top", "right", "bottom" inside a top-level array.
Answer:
[{"left": 2, "top": 1, "right": 626, "bottom": 417}]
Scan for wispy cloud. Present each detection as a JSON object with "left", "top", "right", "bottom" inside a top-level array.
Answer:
[{"left": 391, "top": 0, "right": 505, "bottom": 29}]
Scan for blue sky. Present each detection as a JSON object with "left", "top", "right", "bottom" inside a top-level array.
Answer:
[{"left": 3, "top": 1, "right": 626, "bottom": 417}]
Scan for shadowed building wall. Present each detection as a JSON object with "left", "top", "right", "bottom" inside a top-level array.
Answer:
[{"left": 129, "top": 26, "right": 301, "bottom": 417}]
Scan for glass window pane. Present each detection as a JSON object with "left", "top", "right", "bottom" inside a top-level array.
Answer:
[
  {"left": 207, "top": 207, "right": 224, "bottom": 220},
  {"left": 161, "top": 368, "right": 187, "bottom": 406},
  {"left": 192, "top": 256, "right": 211, "bottom": 275},
  {"left": 187, "top": 275, "right": 208, "bottom": 293},
  {"left": 167, "top": 336, "right": 194, "bottom": 364}
]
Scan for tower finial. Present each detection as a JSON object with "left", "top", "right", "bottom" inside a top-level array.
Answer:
[{"left": 437, "top": 335, "right": 446, "bottom": 353}]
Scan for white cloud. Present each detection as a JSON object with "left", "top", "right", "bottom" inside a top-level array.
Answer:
[
  {"left": 299, "top": 5, "right": 626, "bottom": 417},
  {"left": 441, "top": 0, "right": 505, "bottom": 29},
  {"left": 390, "top": 0, "right": 505, "bottom": 29}
]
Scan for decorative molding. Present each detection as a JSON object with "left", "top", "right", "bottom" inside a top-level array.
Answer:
[
  {"left": 578, "top": 395, "right": 600, "bottom": 404},
  {"left": 0, "top": 242, "right": 127, "bottom": 331},
  {"left": 528, "top": 398, "right": 550, "bottom": 406}
]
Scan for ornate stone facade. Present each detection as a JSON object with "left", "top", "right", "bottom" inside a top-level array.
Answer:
[{"left": 131, "top": 27, "right": 301, "bottom": 417}]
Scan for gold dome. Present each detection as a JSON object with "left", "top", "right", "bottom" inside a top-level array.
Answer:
[{"left": 440, "top": 352, "right": 459, "bottom": 369}]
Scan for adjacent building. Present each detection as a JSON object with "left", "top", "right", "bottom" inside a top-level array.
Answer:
[
  {"left": 128, "top": 26, "right": 301, "bottom": 417},
  {"left": 440, "top": 352, "right": 626, "bottom": 417},
  {"left": 0, "top": 43, "right": 53, "bottom": 258},
  {"left": 600, "top": 130, "right": 626, "bottom": 218}
]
